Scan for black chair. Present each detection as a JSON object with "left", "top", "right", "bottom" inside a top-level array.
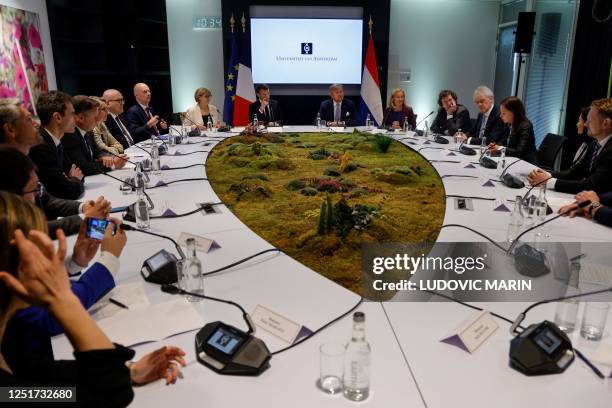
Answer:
[{"left": 537, "top": 133, "right": 565, "bottom": 171}]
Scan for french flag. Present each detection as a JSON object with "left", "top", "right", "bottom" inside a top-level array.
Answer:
[
  {"left": 233, "top": 22, "right": 256, "bottom": 126},
  {"left": 358, "top": 34, "right": 383, "bottom": 126}
]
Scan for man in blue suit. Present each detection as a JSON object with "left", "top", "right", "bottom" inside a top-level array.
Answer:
[
  {"left": 559, "top": 190, "right": 612, "bottom": 228},
  {"left": 459, "top": 86, "right": 506, "bottom": 145},
  {"left": 124, "top": 83, "right": 168, "bottom": 143},
  {"left": 318, "top": 84, "right": 357, "bottom": 127}
]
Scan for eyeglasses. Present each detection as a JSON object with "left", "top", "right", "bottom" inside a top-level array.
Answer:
[
  {"left": 108, "top": 98, "right": 124, "bottom": 103},
  {"left": 23, "top": 182, "right": 44, "bottom": 197}
]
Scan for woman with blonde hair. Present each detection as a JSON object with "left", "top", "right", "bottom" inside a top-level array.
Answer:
[
  {"left": 382, "top": 88, "right": 417, "bottom": 129},
  {"left": 90, "top": 96, "right": 125, "bottom": 155},
  {"left": 184, "top": 87, "right": 222, "bottom": 130}
]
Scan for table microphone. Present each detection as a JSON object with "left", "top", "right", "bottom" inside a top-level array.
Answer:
[
  {"left": 93, "top": 170, "right": 155, "bottom": 220},
  {"left": 499, "top": 159, "right": 525, "bottom": 189},
  {"left": 415, "top": 111, "right": 434, "bottom": 129},
  {"left": 378, "top": 108, "right": 392, "bottom": 129},
  {"left": 457, "top": 140, "right": 477, "bottom": 155},
  {"left": 508, "top": 286, "right": 612, "bottom": 376},
  {"left": 180, "top": 113, "right": 205, "bottom": 137}
]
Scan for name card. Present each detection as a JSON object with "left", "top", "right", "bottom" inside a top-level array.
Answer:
[
  {"left": 267, "top": 126, "right": 283, "bottom": 133},
  {"left": 178, "top": 232, "right": 221, "bottom": 253},
  {"left": 440, "top": 310, "right": 498, "bottom": 353},
  {"left": 251, "top": 304, "right": 305, "bottom": 344},
  {"left": 329, "top": 127, "right": 345, "bottom": 133}
]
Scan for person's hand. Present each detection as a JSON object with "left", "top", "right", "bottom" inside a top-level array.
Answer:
[
  {"left": 113, "top": 155, "right": 128, "bottom": 169},
  {"left": 259, "top": 99, "right": 269, "bottom": 111},
  {"left": 196, "top": 124, "right": 206, "bottom": 131},
  {"left": 527, "top": 169, "right": 551, "bottom": 186},
  {"left": 575, "top": 191, "right": 599, "bottom": 206},
  {"left": 0, "top": 229, "right": 74, "bottom": 308},
  {"left": 72, "top": 219, "right": 101, "bottom": 268},
  {"left": 455, "top": 132, "right": 467, "bottom": 143},
  {"left": 147, "top": 115, "right": 159, "bottom": 128},
  {"left": 112, "top": 143, "right": 123, "bottom": 152},
  {"left": 129, "top": 346, "right": 186, "bottom": 385},
  {"left": 559, "top": 202, "right": 582, "bottom": 218},
  {"left": 83, "top": 196, "right": 111, "bottom": 219},
  {"left": 391, "top": 121, "right": 400, "bottom": 129},
  {"left": 100, "top": 219, "right": 127, "bottom": 258},
  {"left": 159, "top": 119, "right": 168, "bottom": 130},
  {"left": 100, "top": 156, "right": 115, "bottom": 168},
  {"left": 68, "top": 164, "right": 83, "bottom": 181}
]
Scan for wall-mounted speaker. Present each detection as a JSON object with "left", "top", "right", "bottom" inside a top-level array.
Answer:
[{"left": 514, "top": 12, "right": 536, "bottom": 54}]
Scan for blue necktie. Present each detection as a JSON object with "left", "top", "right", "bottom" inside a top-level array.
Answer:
[{"left": 589, "top": 144, "right": 601, "bottom": 173}]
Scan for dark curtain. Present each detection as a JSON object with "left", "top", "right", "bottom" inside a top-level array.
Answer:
[{"left": 561, "top": 0, "right": 612, "bottom": 168}]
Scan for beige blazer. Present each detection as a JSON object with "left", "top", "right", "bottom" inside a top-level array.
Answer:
[
  {"left": 184, "top": 103, "right": 222, "bottom": 126},
  {"left": 93, "top": 122, "right": 124, "bottom": 155}
]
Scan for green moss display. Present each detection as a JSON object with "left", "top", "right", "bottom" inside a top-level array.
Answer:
[{"left": 207, "top": 132, "right": 445, "bottom": 297}]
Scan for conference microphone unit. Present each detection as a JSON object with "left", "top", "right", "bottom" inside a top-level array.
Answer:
[
  {"left": 180, "top": 113, "right": 206, "bottom": 137},
  {"left": 457, "top": 140, "right": 476, "bottom": 156},
  {"left": 506, "top": 200, "right": 591, "bottom": 278},
  {"left": 508, "top": 286, "right": 612, "bottom": 376},
  {"left": 502, "top": 173, "right": 525, "bottom": 189},
  {"left": 479, "top": 155, "right": 497, "bottom": 169},
  {"left": 414, "top": 111, "right": 435, "bottom": 136},
  {"left": 93, "top": 170, "right": 155, "bottom": 221},
  {"left": 433, "top": 135, "right": 450, "bottom": 144},
  {"left": 378, "top": 108, "right": 392, "bottom": 129}
]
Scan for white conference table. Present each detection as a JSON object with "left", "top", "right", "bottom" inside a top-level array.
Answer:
[{"left": 52, "top": 126, "right": 611, "bottom": 407}]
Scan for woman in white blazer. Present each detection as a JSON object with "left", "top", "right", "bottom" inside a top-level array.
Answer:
[{"left": 183, "top": 87, "right": 222, "bottom": 129}]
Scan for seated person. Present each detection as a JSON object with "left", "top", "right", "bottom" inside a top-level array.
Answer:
[
  {"left": 458, "top": 86, "right": 505, "bottom": 145},
  {"left": 28, "top": 91, "right": 84, "bottom": 200},
  {"left": 572, "top": 106, "right": 592, "bottom": 164},
  {"left": 124, "top": 83, "right": 168, "bottom": 143},
  {"left": 318, "top": 84, "right": 357, "bottom": 126},
  {"left": 0, "top": 146, "right": 110, "bottom": 237},
  {"left": 487, "top": 96, "right": 537, "bottom": 164},
  {"left": 248, "top": 84, "right": 282, "bottom": 126},
  {"left": 559, "top": 190, "right": 612, "bottom": 228},
  {"left": 91, "top": 96, "right": 125, "bottom": 156},
  {"left": 528, "top": 98, "right": 612, "bottom": 194},
  {"left": 431, "top": 89, "right": 471, "bottom": 135},
  {"left": 382, "top": 88, "right": 416, "bottom": 129},
  {"left": 0, "top": 192, "right": 186, "bottom": 393},
  {"left": 102, "top": 88, "right": 135, "bottom": 148},
  {"left": 184, "top": 87, "right": 222, "bottom": 130},
  {"left": 62, "top": 95, "right": 126, "bottom": 176},
  {"left": 0, "top": 98, "right": 42, "bottom": 154}
]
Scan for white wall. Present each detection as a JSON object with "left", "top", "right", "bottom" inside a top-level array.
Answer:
[
  {"left": 0, "top": 0, "right": 56, "bottom": 90},
  {"left": 166, "top": 0, "right": 225, "bottom": 114},
  {"left": 388, "top": 0, "right": 500, "bottom": 121}
]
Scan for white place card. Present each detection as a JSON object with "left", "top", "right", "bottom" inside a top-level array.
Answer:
[
  {"left": 251, "top": 304, "right": 302, "bottom": 344},
  {"left": 178, "top": 232, "right": 221, "bottom": 253},
  {"left": 267, "top": 126, "right": 283, "bottom": 133},
  {"left": 440, "top": 310, "right": 498, "bottom": 353},
  {"left": 329, "top": 127, "right": 345, "bottom": 133}
]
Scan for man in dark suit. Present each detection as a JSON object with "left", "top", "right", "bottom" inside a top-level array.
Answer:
[
  {"left": 102, "top": 89, "right": 134, "bottom": 149},
  {"left": 431, "top": 89, "right": 471, "bottom": 136},
  {"left": 0, "top": 146, "right": 111, "bottom": 237},
  {"left": 459, "top": 86, "right": 505, "bottom": 145},
  {"left": 248, "top": 84, "right": 282, "bottom": 126},
  {"left": 528, "top": 98, "right": 612, "bottom": 194},
  {"left": 124, "top": 82, "right": 168, "bottom": 143},
  {"left": 318, "top": 84, "right": 357, "bottom": 126},
  {"left": 29, "top": 91, "right": 85, "bottom": 200},
  {"left": 62, "top": 95, "right": 126, "bottom": 176}
]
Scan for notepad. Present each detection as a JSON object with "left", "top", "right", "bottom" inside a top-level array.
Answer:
[{"left": 95, "top": 299, "right": 204, "bottom": 346}]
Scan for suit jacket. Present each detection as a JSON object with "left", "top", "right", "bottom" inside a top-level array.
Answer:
[
  {"left": 468, "top": 105, "right": 506, "bottom": 145},
  {"left": 28, "top": 129, "right": 84, "bottom": 200},
  {"left": 124, "top": 104, "right": 164, "bottom": 143},
  {"left": 499, "top": 120, "right": 537, "bottom": 164},
  {"left": 184, "top": 104, "right": 222, "bottom": 127},
  {"left": 105, "top": 114, "right": 133, "bottom": 149},
  {"left": 431, "top": 104, "right": 471, "bottom": 136},
  {"left": 248, "top": 100, "right": 283, "bottom": 125},
  {"left": 93, "top": 122, "right": 123, "bottom": 155},
  {"left": 38, "top": 191, "right": 82, "bottom": 237},
  {"left": 62, "top": 128, "right": 110, "bottom": 176},
  {"left": 551, "top": 137, "right": 612, "bottom": 194},
  {"left": 382, "top": 106, "right": 417, "bottom": 128},
  {"left": 318, "top": 98, "right": 357, "bottom": 126},
  {"left": 593, "top": 191, "right": 612, "bottom": 228}
]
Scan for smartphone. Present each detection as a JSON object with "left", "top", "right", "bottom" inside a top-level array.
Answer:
[{"left": 86, "top": 218, "right": 109, "bottom": 240}]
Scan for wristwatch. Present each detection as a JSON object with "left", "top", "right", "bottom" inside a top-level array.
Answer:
[{"left": 589, "top": 201, "right": 602, "bottom": 215}]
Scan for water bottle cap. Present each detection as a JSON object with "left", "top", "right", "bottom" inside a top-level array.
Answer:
[{"left": 353, "top": 312, "right": 365, "bottom": 322}]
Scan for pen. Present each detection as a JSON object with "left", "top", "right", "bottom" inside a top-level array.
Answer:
[
  {"left": 575, "top": 349, "right": 605, "bottom": 379},
  {"left": 109, "top": 297, "right": 129, "bottom": 310}
]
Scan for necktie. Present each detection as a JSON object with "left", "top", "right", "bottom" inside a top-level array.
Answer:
[
  {"left": 145, "top": 107, "right": 160, "bottom": 136},
  {"left": 84, "top": 132, "right": 95, "bottom": 161},
  {"left": 589, "top": 144, "right": 601, "bottom": 173},
  {"left": 479, "top": 114, "right": 488, "bottom": 138},
  {"left": 115, "top": 116, "right": 133, "bottom": 145},
  {"left": 334, "top": 103, "right": 340, "bottom": 123}
]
